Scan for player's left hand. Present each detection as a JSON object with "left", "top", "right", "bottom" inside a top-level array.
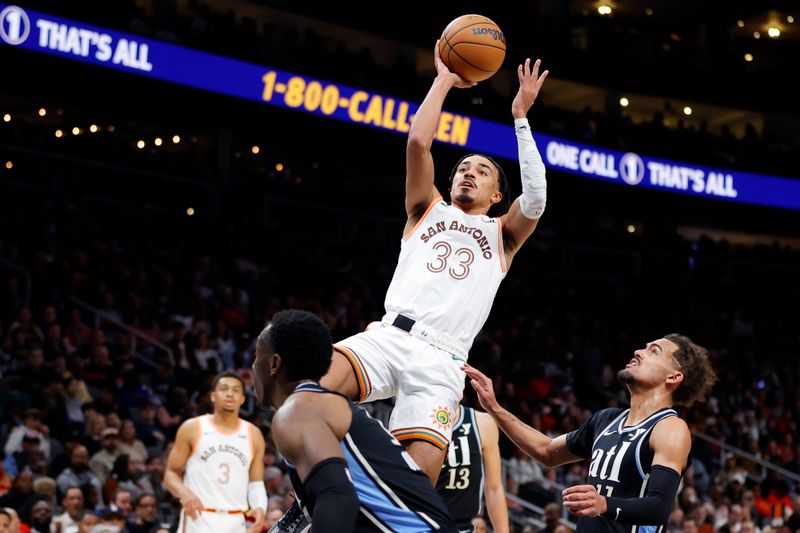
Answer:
[
  {"left": 247, "top": 508, "right": 266, "bottom": 533},
  {"left": 511, "top": 58, "right": 548, "bottom": 119},
  {"left": 562, "top": 485, "right": 607, "bottom": 517}
]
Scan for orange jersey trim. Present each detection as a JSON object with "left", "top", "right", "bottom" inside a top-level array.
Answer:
[
  {"left": 392, "top": 426, "right": 449, "bottom": 449},
  {"left": 403, "top": 196, "right": 443, "bottom": 242}
]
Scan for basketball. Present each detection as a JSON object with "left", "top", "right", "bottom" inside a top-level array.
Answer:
[{"left": 439, "top": 14, "right": 506, "bottom": 82}]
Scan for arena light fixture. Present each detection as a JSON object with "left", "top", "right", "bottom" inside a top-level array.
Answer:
[
  {"left": 2, "top": 114, "right": 10, "bottom": 122},
  {"left": 108, "top": 125, "right": 116, "bottom": 133},
  {"left": 55, "top": 129, "right": 63, "bottom": 138},
  {"left": 137, "top": 140, "right": 145, "bottom": 149},
  {"left": 737, "top": 20, "right": 744, "bottom": 28},
  {"left": 788, "top": 16, "right": 794, "bottom": 23},
  {"left": 276, "top": 163, "right": 284, "bottom": 171},
  {"left": 89, "top": 124, "right": 98, "bottom": 133},
  {"left": 768, "top": 27, "right": 780, "bottom": 38},
  {"left": 619, "top": 97, "right": 629, "bottom": 107},
  {"left": 172, "top": 135, "right": 181, "bottom": 144},
  {"left": 753, "top": 31, "right": 761, "bottom": 39},
  {"left": 72, "top": 127, "right": 80, "bottom": 135},
  {"left": 744, "top": 53, "right": 754, "bottom": 62},
  {"left": 626, "top": 224, "right": 636, "bottom": 234},
  {"left": 683, "top": 106, "right": 692, "bottom": 116},
  {"left": 252, "top": 145, "right": 260, "bottom": 154},
  {"left": 186, "top": 207, "right": 195, "bottom": 216},
  {"left": 38, "top": 108, "right": 47, "bottom": 117},
  {"left": 597, "top": 4, "right": 612, "bottom": 15},
  {"left": 154, "top": 137, "right": 163, "bottom": 146},
  {"left": 645, "top": 8, "right": 653, "bottom": 16},
  {"left": 5, "top": 161, "right": 12, "bottom": 170}
]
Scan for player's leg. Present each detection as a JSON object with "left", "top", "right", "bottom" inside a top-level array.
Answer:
[
  {"left": 390, "top": 341, "right": 464, "bottom": 484},
  {"left": 320, "top": 348, "right": 361, "bottom": 400},
  {"left": 404, "top": 439, "right": 448, "bottom": 485},
  {"left": 320, "top": 323, "right": 400, "bottom": 403}
]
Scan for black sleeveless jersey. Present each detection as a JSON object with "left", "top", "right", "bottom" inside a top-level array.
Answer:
[
  {"left": 566, "top": 407, "right": 679, "bottom": 533},
  {"left": 284, "top": 383, "right": 456, "bottom": 532},
  {"left": 436, "top": 406, "right": 484, "bottom": 531}
]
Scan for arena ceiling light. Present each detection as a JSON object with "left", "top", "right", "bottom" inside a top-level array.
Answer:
[
  {"left": 597, "top": 4, "right": 612, "bottom": 15},
  {"left": 619, "top": 97, "right": 629, "bottom": 107},
  {"left": 768, "top": 27, "right": 781, "bottom": 38}
]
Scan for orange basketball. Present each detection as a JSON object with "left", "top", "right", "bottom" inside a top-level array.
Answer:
[{"left": 439, "top": 14, "right": 506, "bottom": 83}]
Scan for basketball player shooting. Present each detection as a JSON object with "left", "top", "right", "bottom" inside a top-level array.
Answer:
[
  {"left": 321, "top": 42, "right": 550, "bottom": 484},
  {"left": 464, "top": 335, "right": 718, "bottom": 532},
  {"left": 165, "top": 372, "right": 268, "bottom": 533}
]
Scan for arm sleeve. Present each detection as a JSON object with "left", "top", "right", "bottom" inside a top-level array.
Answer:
[
  {"left": 514, "top": 118, "right": 547, "bottom": 219},
  {"left": 303, "top": 458, "right": 359, "bottom": 533},
  {"left": 602, "top": 465, "right": 682, "bottom": 525}
]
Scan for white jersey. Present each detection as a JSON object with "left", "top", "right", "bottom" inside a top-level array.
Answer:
[
  {"left": 183, "top": 415, "right": 255, "bottom": 511},
  {"left": 384, "top": 198, "right": 507, "bottom": 349}
]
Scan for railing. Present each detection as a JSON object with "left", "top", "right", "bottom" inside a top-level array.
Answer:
[
  {"left": 692, "top": 430, "right": 800, "bottom": 484},
  {"left": 501, "top": 459, "right": 578, "bottom": 530},
  {"left": 66, "top": 296, "right": 175, "bottom": 368}
]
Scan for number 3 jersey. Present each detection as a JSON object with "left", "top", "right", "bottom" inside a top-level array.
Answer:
[
  {"left": 383, "top": 198, "right": 507, "bottom": 350},
  {"left": 566, "top": 407, "right": 679, "bottom": 533},
  {"left": 183, "top": 415, "right": 256, "bottom": 511}
]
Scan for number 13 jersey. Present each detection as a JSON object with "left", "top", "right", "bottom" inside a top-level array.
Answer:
[{"left": 384, "top": 198, "right": 507, "bottom": 350}]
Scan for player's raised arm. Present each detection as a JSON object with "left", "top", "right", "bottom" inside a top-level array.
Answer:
[
  {"left": 404, "top": 41, "right": 476, "bottom": 233},
  {"left": 464, "top": 363, "right": 581, "bottom": 468},
  {"left": 271, "top": 401, "right": 359, "bottom": 533},
  {"left": 164, "top": 419, "right": 203, "bottom": 520},
  {"left": 501, "top": 58, "right": 549, "bottom": 259}
]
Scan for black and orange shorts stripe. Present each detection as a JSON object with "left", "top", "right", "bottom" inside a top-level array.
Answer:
[
  {"left": 392, "top": 426, "right": 449, "bottom": 450},
  {"left": 334, "top": 344, "right": 372, "bottom": 403}
]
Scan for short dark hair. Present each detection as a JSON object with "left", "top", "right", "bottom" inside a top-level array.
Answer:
[
  {"left": 664, "top": 333, "right": 717, "bottom": 406},
  {"left": 134, "top": 493, "right": 156, "bottom": 508},
  {"left": 211, "top": 371, "right": 245, "bottom": 391},
  {"left": 257, "top": 310, "right": 332, "bottom": 382},
  {"left": 449, "top": 154, "right": 511, "bottom": 218}
]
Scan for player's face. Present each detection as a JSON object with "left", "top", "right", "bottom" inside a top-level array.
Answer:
[
  {"left": 211, "top": 377, "right": 245, "bottom": 413},
  {"left": 451, "top": 156, "right": 502, "bottom": 211},
  {"left": 251, "top": 336, "right": 276, "bottom": 408},
  {"left": 618, "top": 338, "right": 682, "bottom": 387}
]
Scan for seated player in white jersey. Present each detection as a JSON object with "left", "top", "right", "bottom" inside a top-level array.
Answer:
[
  {"left": 436, "top": 404, "right": 509, "bottom": 533},
  {"left": 464, "top": 335, "right": 718, "bottom": 533},
  {"left": 251, "top": 309, "right": 457, "bottom": 533},
  {"left": 165, "top": 372, "right": 267, "bottom": 533},
  {"left": 321, "top": 43, "right": 551, "bottom": 483}
]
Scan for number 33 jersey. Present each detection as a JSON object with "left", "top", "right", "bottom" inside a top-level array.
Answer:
[
  {"left": 384, "top": 198, "right": 507, "bottom": 350},
  {"left": 183, "top": 415, "right": 256, "bottom": 510}
]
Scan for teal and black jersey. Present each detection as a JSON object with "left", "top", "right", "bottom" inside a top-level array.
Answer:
[
  {"left": 285, "top": 382, "right": 456, "bottom": 532},
  {"left": 566, "top": 407, "right": 679, "bottom": 533},
  {"left": 436, "top": 406, "right": 484, "bottom": 532}
]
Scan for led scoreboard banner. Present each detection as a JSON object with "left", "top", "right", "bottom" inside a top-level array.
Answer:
[{"left": 2, "top": 3, "right": 799, "bottom": 210}]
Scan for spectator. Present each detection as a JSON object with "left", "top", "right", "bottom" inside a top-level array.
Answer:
[
  {"left": 125, "top": 493, "right": 157, "bottom": 533},
  {"left": 137, "top": 457, "right": 166, "bottom": 503},
  {"left": 0, "top": 469, "right": 34, "bottom": 510},
  {"left": 263, "top": 466, "right": 284, "bottom": 497},
  {"left": 109, "top": 489, "right": 132, "bottom": 518},
  {"left": 3, "top": 410, "right": 49, "bottom": 460},
  {"left": 21, "top": 497, "right": 51, "bottom": 533},
  {"left": 2, "top": 508, "right": 19, "bottom": 533},
  {"left": 103, "top": 456, "right": 144, "bottom": 504},
  {"left": 77, "top": 512, "right": 99, "bottom": 533},
  {"left": 0, "top": 509, "right": 11, "bottom": 533},
  {"left": 52, "top": 487, "right": 84, "bottom": 533},
  {"left": 56, "top": 446, "right": 103, "bottom": 506},
  {"left": 89, "top": 429, "right": 120, "bottom": 483},
  {"left": 116, "top": 421, "right": 147, "bottom": 464}
]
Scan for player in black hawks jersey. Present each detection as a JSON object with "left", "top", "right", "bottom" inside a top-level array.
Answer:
[{"left": 464, "top": 334, "right": 717, "bottom": 533}]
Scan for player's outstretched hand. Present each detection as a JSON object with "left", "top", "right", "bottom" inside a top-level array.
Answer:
[
  {"left": 179, "top": 488, "right": 204, "bottom": 520},
  {"left": 434, "top": 40, "right": 477, "bottom": 89},
  {"left": 512, "top": 58, "right": 549, "bottom": 119},
  {"left": 463, "top": 363, "right": 500, "bottom": 413},
  {"left": 562, "top": 485, "right": 607, "bottom": 517}
]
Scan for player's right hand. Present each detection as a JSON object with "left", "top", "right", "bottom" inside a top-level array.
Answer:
[
  {"left": 463, "top": 363, "right": 500, "bottom": 413},
  {"left": 180, "top": 488, "right": 204, "bottom": 520},
  {"left": 434, "top": 40, "right": 477, "bottom": 89}
]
